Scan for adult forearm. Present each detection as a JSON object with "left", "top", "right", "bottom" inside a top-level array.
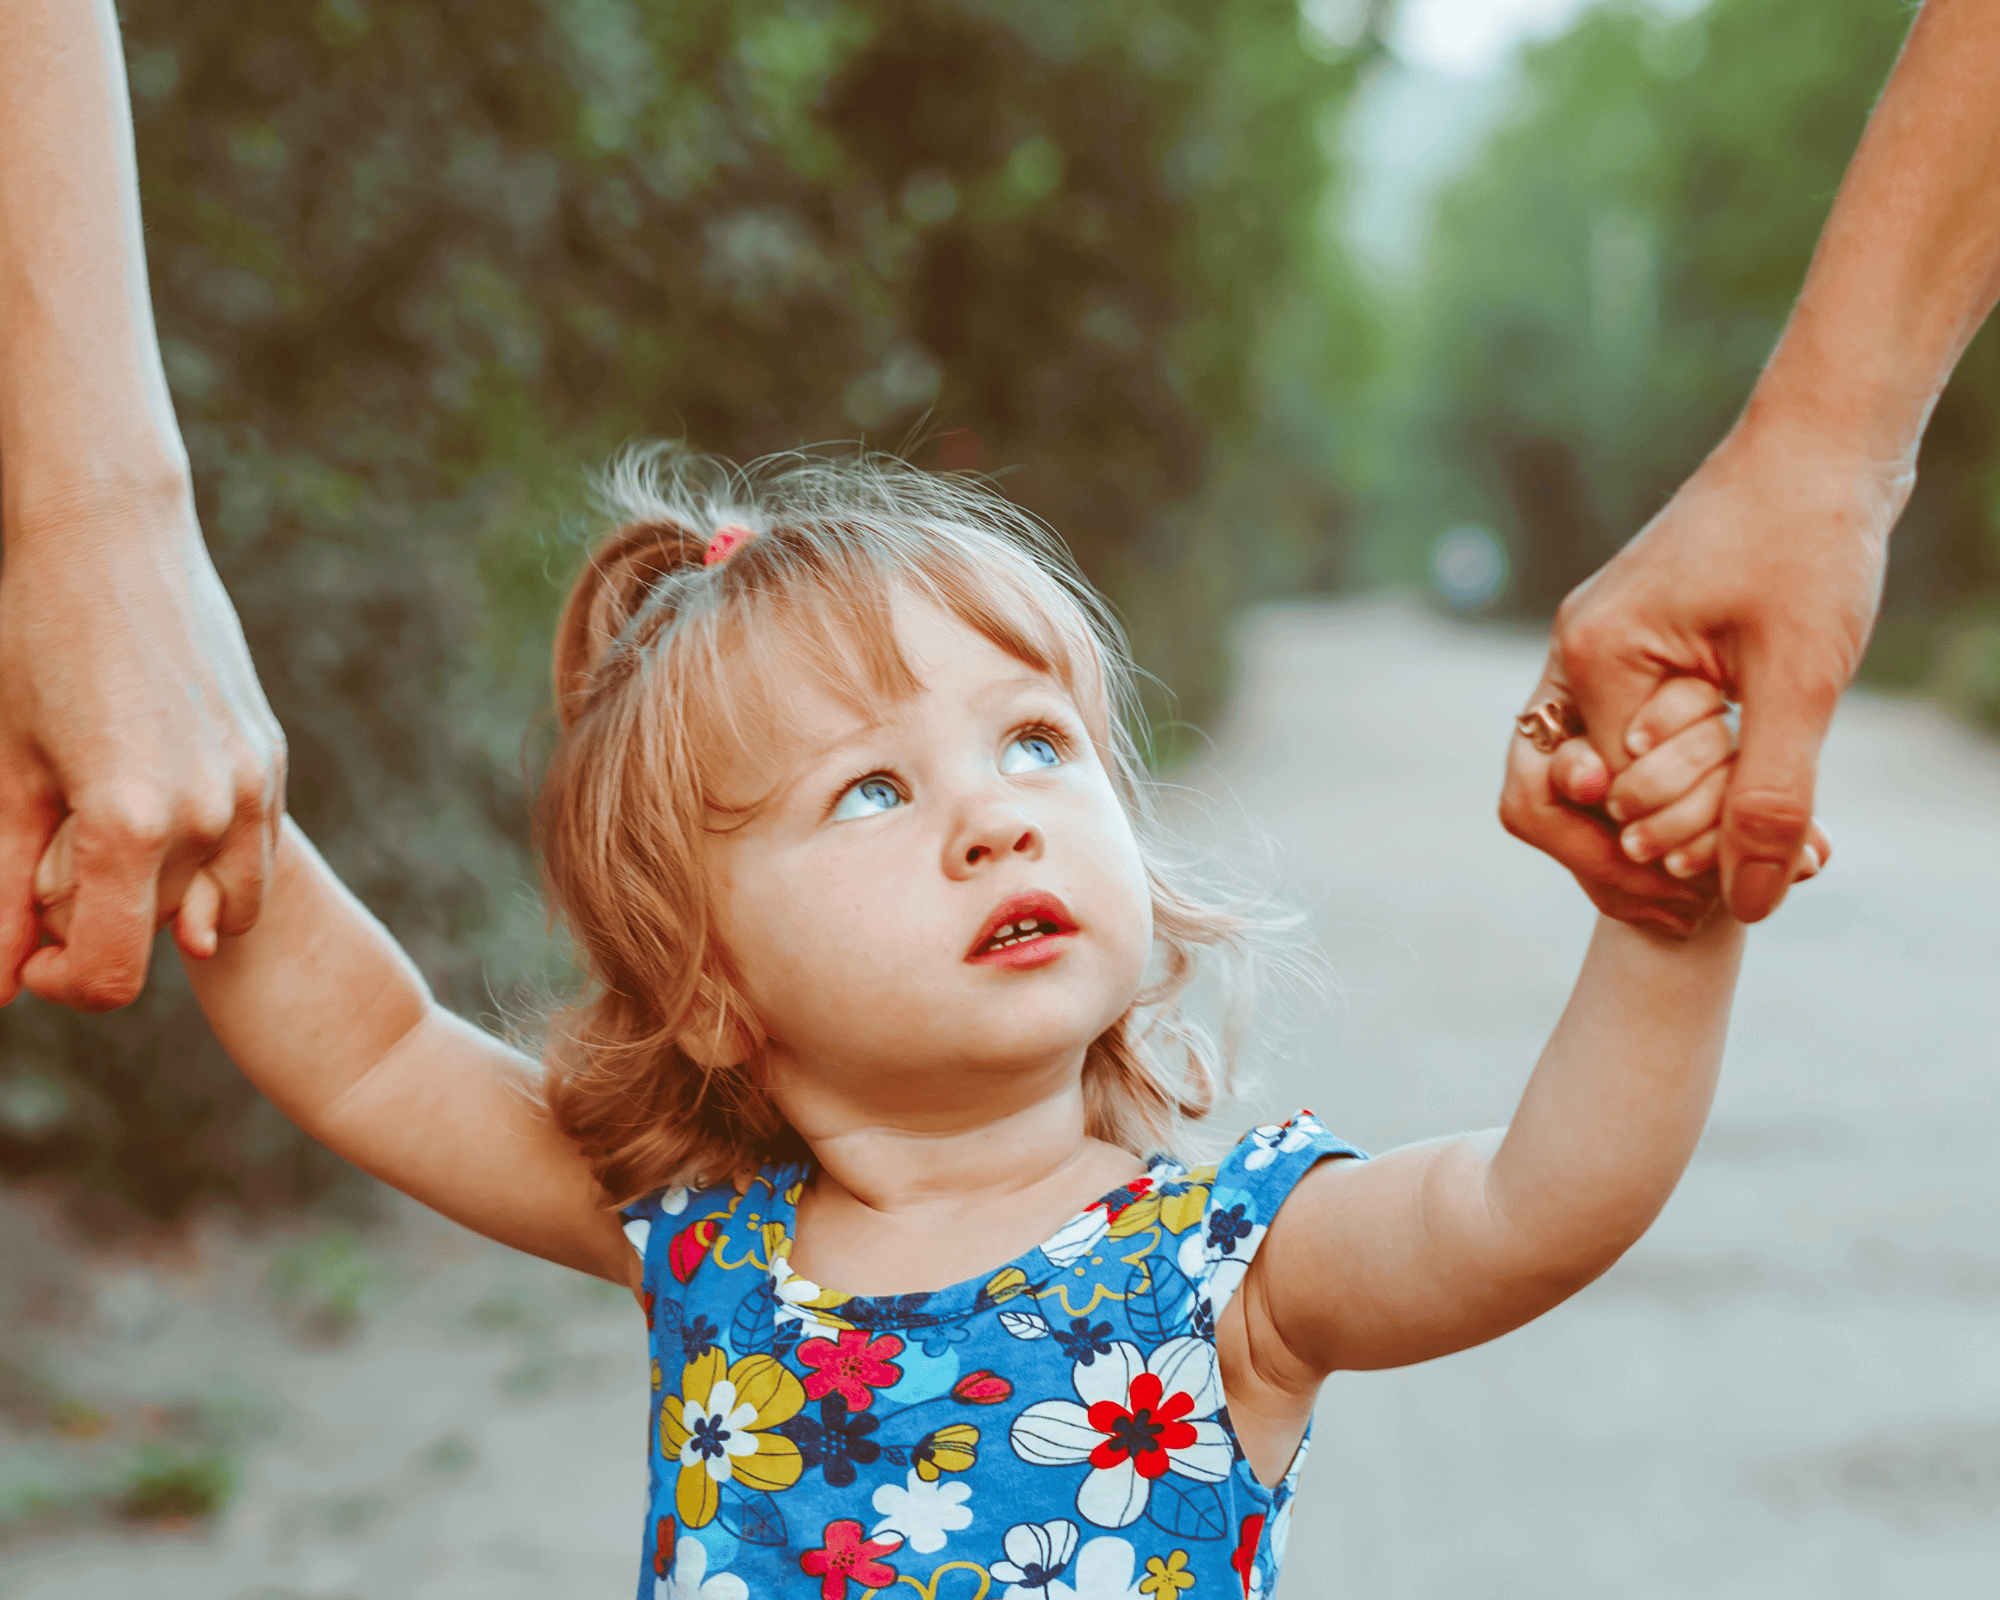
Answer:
[
  {"left": 0, "top": 0, "right": 188, "bottom": 523},
  {"left": 1746, "top": 0, "right": 2000, "bottom": 469}
]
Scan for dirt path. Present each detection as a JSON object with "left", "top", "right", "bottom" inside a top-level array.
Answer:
[{"left": 5, "top": 598, "right": 1997, "bottom": 1598}]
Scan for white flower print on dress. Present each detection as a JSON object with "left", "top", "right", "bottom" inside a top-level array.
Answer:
[
  {"left": 1177, "top": 1187, "right": 1267, "bottom": 1336},
  {"left": 624, "top": 1186, "right": 691, "bottom": 1260},
  {"left": 674, "top": 1378, "right": 766, "bottom": 1484},
  {"left": 992, "top": 1519, "right": 1080, "bottom": 1594},
  {"left": 769, "top": 1257, "right": 849, "bottom": 1331},
  {"left": 655, "top": 1534, "right": 748, "bottom": 1600},
  {"left": 1269, "top": 1500, "right": 1293, "bottom": 1569},
  {"left": 1040, "top": 1207, "right": 1113, "bottom": 1268},
  {"left": 1008, "top": 1337, "right": 1231, "bottom": 1528},
  {"left": 1241, "top": 1115, "right": 1321, "bottom": 1171},
  {"left": 870, "top": 1468, "right": 973, "bottom": 1553},
  {"left": 1046, "top": 1535, "right": 1147, "bottom": 1599}
]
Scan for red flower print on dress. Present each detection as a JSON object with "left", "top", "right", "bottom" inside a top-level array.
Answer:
[
  {"left": 668, "top": 1217, "right": 721, "bottom": 1284},
  {"left": 797, "top": 1328, "right": 904, "bottom": 1412},
  {"left": 653, "top": 1514, "right": 675, "bottom": 1578},
  {"left": 1086, "top": 1371, "right": 1197, "bottom": 1479},
  {"left": 1087, "top": 1177, "right": 1155, "bottom": 1224},
  {"left": 1231, "top": 1511, "right": 1267, "bottom": 1595},
  {"left": 798, "top": 1517, "right": 902, "bottom": 1600},
  {"left": 951, "top": 1369, "right": 1013, "bottom": 1405},
  {"left": 1009, "top": 1337, "right": 1231, "bottom": 1528}
]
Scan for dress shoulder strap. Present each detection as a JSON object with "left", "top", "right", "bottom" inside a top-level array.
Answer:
[
  {"left": 621, "top": 1178, "right": 743, "bottom": 1306},
  {"left": 1179, "top": 1110, "right": 1365, "bottom": 1338}
]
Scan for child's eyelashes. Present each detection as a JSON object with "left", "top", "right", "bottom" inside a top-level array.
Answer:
[
  {"left": 999, "top": 728, "right": 1065, "bottom": 774},
  {"left": 826, "top": 725, "right": 1071, "bottom": 822},
  {"left": 830, "top": 773, "right": 906, "bottom": 822}
]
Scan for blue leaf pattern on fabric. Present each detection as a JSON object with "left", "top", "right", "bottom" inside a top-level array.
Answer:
[{"left": 1147, "top": 1475, "right": 1230, "bottom": 1541}]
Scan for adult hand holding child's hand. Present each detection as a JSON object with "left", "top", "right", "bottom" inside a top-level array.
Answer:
[
  {"left": 0, "top": 489, "right": 283, "bottom": 1007},
  {"left": 1504, "top": 670, "right": 1829, "bottom": 941},
  {"left": 1528, "top": 419, "right": 1892, "bottom": 924}
]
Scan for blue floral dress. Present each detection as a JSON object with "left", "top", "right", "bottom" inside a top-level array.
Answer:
[{"left": 621, "top": 1111, "right": 1361, "bottom": 1600}]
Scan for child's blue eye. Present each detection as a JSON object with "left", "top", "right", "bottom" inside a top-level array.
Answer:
[
  {"left": 999, "top": 734, "right": 1062, "bottom": 775},
  {"left": 832, "top": 775, "right": 905, "bottom": 821}
]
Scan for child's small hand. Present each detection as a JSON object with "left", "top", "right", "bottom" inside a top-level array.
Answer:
[
  {"left": 32, "top": 813, "right": 226, "bottom": 965},
  {"left": 1507, "top": 676, "right": 1825, "bottom": 938},
  {"left": 1596, "top": 680, "right": 1829, "bottom": 884}
]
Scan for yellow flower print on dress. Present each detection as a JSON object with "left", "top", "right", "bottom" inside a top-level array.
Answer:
[
  {"left": 659, "top": 1346, "right": 806, "bottom": 1527},
  {"left": 1141, "top": 1548, "right": 1196, "bottom": 1595},
  {"left": 911, "top": 1422, "right": 979, "bottom": 1481}
]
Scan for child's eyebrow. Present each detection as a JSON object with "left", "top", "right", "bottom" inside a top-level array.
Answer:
[
  {"left": 796, "top": 717, "right": 890, "bottom": 767},
  {"left": 969, "top": 670, "right": 1074, "bottom": 711}
]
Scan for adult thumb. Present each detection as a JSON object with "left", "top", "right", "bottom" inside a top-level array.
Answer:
[
  {"left": 1559, "top": 622, "right": 1667, "bottom": 775},
  {"left": 1722, "top": 651, "right": 1840, "bottom": 923}
]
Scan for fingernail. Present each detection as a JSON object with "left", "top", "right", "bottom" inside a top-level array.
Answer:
[
  {"left": 1621, "top": 826, "right": 1651, "bottom": 862},
  {"left": 1730, "top": 860, "right": 1788, "bottom": 922},
  {"left": 1797, "top": 844, "right": 1822, "bottom": 880},
  {"left": 1626, "top": 727, "right": 1653, "bottom": 757},
  {"left": 1604, "top": 798, "right": 1627, "bottom": 823},
  {"left": 1664, "top": 851, "right": 1691, "bottom": 878}
]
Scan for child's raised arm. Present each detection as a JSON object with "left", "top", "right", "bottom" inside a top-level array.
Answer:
[
  {"left": 1234, "top": 680, "right": 1788, "bottom": 1383},
  {"left": 154, "top": 821, "right": 630, "bottom": 1283},
  {"left": 1246, "top": 909, "right": 1741, "bottom": 1377}
]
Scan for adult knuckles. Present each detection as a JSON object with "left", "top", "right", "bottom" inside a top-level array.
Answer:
[
  {"left": 46, "top": 952, "right": 149, "bottom": 1013},
  {"left": 73, "top": 789, "right": 175, "bottom": 862}
]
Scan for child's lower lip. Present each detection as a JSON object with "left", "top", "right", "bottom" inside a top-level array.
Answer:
[{"left": 966, "top": 932, "right": 1075, "bottom": 969}]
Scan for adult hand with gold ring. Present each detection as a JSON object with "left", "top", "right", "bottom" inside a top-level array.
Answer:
[{"left": 1502, "top": 676, "right": 1828, "bottom": 941}]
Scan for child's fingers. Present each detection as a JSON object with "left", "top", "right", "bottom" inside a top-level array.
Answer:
[
  {"left": 1624, "top": 677, "right": 1729, "bottom": 758},
  {"left": 173, "top": 870, "right": 224, "bottom": 961},
  {"left": 1664, "top": 821, "right": 1830, "bottom": 882},
  {"left": 1605, "top": 711, "right": 1734, "bottom": 823},
  {"left": 1619, "top": 761, "right": 1732, "bottom": 862},
  {"left": 34, "top": 812, "right": 227, "bottom": 957},
  {"left": 1502, "top": 725, "right": 1717, "bottom": 938},
  {"left": 1662, "top": 828, "right": 1719, "bottom": 881},
  {"left": 31, "top": 814, "right": 77, "bottom": 944}
]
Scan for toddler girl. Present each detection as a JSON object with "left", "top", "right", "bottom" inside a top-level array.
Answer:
[{"left": 49, "top": 449, "right": 1814, "bottom": 1598}]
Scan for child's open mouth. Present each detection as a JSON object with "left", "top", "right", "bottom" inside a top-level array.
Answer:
[{"left": 966, "top": 891, "right": 1078, "bottom": 966}]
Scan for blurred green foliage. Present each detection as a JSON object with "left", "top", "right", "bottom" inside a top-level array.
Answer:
[
  {"left": 0, "top": 0, "right": 1371, "bottom": 1223},
  {"left": 1364, "top": 0, "right": 2000, "bottom": 725}
]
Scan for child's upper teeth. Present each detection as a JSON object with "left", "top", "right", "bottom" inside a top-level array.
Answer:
[{"left": 993, "top": 923, "right": 1016, "bottom": 939}]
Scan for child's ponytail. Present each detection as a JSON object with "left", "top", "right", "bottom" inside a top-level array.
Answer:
[{"left": 552, "top": 516, "right": 708, "bottom": 728}]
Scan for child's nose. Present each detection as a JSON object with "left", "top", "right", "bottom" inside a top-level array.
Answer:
[{"left": 947, "top": 803, "right": 1043, "bottom": 876}]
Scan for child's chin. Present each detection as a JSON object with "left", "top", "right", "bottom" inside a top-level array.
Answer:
[{"left": 961, "top": 992, "right": 1132, "bottom": 1062}]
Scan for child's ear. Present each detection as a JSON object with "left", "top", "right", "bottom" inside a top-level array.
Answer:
[{"left": 675, "top": 974, "right": 767, "bottom": 1070}]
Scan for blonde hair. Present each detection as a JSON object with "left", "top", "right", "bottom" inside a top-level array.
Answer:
[{"left": 537, "top": 445, "right": 1262, "bottom": 1204}]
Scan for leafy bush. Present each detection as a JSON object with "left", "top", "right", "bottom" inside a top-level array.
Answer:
[
  {"left": 0, "top": 0, "right": 1369, "bottom": 1224},
  {"left": 1363, "top": 0, "right": 2000, "bottom": 693}
]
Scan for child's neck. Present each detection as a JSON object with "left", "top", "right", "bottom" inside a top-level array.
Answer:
[{"left": 774, "top": 1074, "right": 1147, "bottom": 1297}]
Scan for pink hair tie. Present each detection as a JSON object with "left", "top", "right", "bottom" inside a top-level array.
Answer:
[{"left": 704, "top": 523, "right": 755, "bottom": 566}]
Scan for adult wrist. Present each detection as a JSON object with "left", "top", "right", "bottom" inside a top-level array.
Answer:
[
  {"left": 1736, "top": 313, "right": 1936, "bottom": 482},
  {"left": 1, "top": 430, "right": 193, "bottom": 552},
  {"left": 1714, "top": 367, "right": 1919, "bottom": 542}
]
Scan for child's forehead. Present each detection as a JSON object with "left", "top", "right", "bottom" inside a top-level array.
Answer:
[{"left": 712, "top": 601, "right": 1072, "bottom": 784}]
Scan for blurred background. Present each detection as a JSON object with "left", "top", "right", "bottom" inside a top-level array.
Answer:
[{"left": 4, "top": 0, "right": 1999, "bottom": 1594}]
